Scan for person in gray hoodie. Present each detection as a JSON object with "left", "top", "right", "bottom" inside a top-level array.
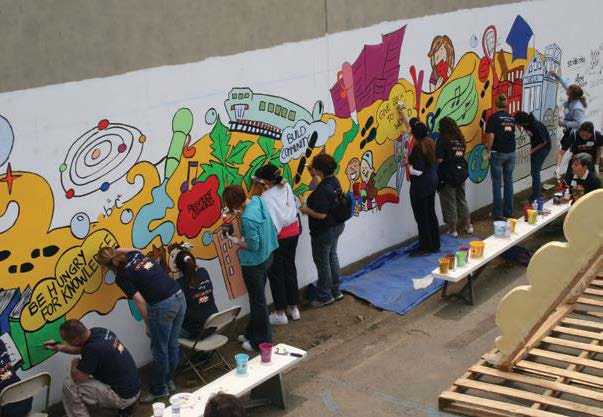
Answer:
[{"left": 222, "top": 185, "right": 278, "bottom": 352}]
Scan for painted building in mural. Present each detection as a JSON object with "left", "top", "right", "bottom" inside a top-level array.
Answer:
[{"left": 0, "top": 0, "right": 602, "bottom": 405}]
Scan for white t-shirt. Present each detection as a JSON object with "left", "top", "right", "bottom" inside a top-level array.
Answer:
[{"left": 261, "top": 183, "right": 298, "bottom": 233}]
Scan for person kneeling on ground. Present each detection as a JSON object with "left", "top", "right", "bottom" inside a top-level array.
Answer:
[
  {"left": 44, "top": 319, "right": 140, "bottom": 417},
  {"left": 568, "top": 153, "right": 601, "bottom": 203},
  {"left": 173, "top": 247, "right": 219, "bottom": 339},
  {"left": 204, "top": 393, "right": 246, "bottom": 417}
]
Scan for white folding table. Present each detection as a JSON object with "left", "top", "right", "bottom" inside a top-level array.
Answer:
[
  {"left": 156, "top": 343, "right": 306, "bottom": 417},
  {"left": 431, "top": 200, "right": 570, "bottom": 305}
]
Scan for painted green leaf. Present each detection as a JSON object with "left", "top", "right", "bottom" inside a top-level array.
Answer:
[
  {"left": 434, "top": 74, "right": 478, "bottom": 130},
  {"left": 199, "top": 160, "right": 230, "bottom": 196},
  {"left": 293, "top": 184, "right": 310, "bottom": 196},
  {"left": 257, "top": 136, "right": 274, "bottom": 158},
  {"left": 228, "top": 141, "right": 254, "bottom": 164},
  {"left": 243, "top": 156, "right": 268, "bottom": 189},
  {"left": 209, "top": 117, "right": 231, "bottom": 163},
  {"left": 283, "top": 164, "right": 293, "bottom": 186},
  {"left": 374, "top": 155, "right": 398, "bottom": 189}
]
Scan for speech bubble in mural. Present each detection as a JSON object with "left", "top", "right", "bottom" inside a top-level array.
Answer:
[
  {"left": 375, "top": 83, "right": 417, "bottom": 144},
  {"left": 433, "top": 73, "right": 479, "bottom": 130},
  {"left": 20, "top": 230, "right": 119, "bottom": 332},
  {"left": 279, "top": 119, "right": 336, "bottom": 164},
  {"left": 177, "top": 175, "right": 221, "bottom": 239}
]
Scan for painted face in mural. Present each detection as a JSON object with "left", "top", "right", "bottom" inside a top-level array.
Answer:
[
  {"left": 346, "top": 158, "right": 361, "bottom": 184},
  {"left": 360, "top": 158, "right": 375, "bottom": 183}
]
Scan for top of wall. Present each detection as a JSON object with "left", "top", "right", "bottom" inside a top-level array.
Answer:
[{"left": 0, "top": 0, "right": 520, "bottom": 93}]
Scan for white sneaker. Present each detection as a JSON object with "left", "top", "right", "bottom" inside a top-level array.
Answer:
[
  {"left": 466, "top": 224, "right": 474, "bottom": 234},
  {"left": 448, "top": 230, "right": 459, "bottom": 237},
  {"left": 238, "top": 335, "right": 249, "bottom": 344},
  {"left": 241, "top": 341, "right": 254, "bottom": 352},
  {"left": 287, "top": 306, "right": 301, "bottom": 321},
  {"left": 269, "top": 312, "right": 288, "bottom": 325}
]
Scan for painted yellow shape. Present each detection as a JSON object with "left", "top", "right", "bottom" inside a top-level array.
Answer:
[
  {"left": 21, "top": 229, "right": 118, "bottom": 332},
  {"left": 495, "top": 190, "right": 603, "bottom": 355},
  {"left": 375, "top": 81, "right": 416, "bottom": 144}
]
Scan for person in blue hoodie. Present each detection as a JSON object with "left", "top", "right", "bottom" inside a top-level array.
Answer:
[{"left": 222, "top": 185, "right": 278, "bottom": 352}]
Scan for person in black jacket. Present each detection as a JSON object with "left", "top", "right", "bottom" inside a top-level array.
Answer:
[
  {"left": 436, "top": 117, "right": 472, "bottom": 237},
  {"left": 300, "top": 154, "right": 346, "bottom": 307},
  {"left": 514, "top": 111, "right": 552, "bottom": 202},
  {"left": 398, "top": 104, "right": 440, "bottom": 256}
]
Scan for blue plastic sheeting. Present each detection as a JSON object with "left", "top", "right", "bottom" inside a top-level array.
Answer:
[{"left": 340, "top": 235, "right": 478, "bottom": 315}]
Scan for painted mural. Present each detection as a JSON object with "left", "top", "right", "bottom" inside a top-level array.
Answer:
[{"left": 0, "top": 13, "right": 569, "bottom": 374}]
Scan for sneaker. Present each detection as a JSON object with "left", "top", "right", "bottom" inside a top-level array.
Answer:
[
  {"left": 309, "top": 298, "right": 334, "bottom": 308},
  {"left": 333, "top": 292, "right": 345, "bottom": 301},
  {"left": 287, "top": 306, "right": 301, "bottom": 321},
  {"left": 241, "top": 341, "right": 255, "bottom": 352},
  {"left": 238, "top": 335, "right": 249, "bottom": 344},
  {"left": 117, "top": 404, "right": 137, "bottom": 417},
  {"left": 269, "top": 312, "right": 288, "bottom": 325},
  {"left": 139, "top": 391, "right": 168, "bottom": 404},
  {"left": 448, "top": 230, "right": 459, "bottom": 237},
  {"left": 466, "top": 224, "right": 473, "bottom": 234},
  {"left": 167, "top": 380, "right": 176, "bottom": 393}
]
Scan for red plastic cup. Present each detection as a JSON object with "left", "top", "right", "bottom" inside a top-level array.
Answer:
[{"left": 259, "top": 343, "right": 273, "bottom": 363}]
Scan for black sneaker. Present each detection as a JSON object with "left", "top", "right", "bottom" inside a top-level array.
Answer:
[
  {"left": 117, "top": 403, "right": 137, "bottom": 417},
  {"left": 333, "top": 292, "right": 345, "bottom": 301},
  {"left": 309, "top": 298, "right": 335, "bottom": 308}
]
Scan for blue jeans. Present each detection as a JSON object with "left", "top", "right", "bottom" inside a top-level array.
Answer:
[
  {"left": 490, "top": 151, "right": 516, "bottom": 218},
  {"left": 148, "top": 291, "right": 186, "bottom": 395},
  {"left": 311, "top": 223, "right": 345, "bottom": 302},
  {"left": 242, "top": 255, "right": 273, "bottom": 350},
  {"left": 530, "top": 147, "right": 550, "bottom": 202}
]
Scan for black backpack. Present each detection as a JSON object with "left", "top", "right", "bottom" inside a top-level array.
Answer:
[
  {"left": 443, "top": 157, "right": 469, "bottom": 186},
  {"left": 332, "top": 190, "right": 353, "bottom": 223},
  {"left": 321, "top": 179, "right": 353, "bottom": 223}
]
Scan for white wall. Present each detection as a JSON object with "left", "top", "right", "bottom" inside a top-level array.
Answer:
[{"left": 1, "top": 0, "right": 602, "bottom": 405}]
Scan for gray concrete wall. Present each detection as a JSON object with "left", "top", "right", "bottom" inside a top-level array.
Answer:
[{"left": 0, "top": 0, "right": 519, "bottom": 93}]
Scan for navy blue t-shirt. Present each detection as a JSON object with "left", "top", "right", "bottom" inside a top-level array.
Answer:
[
  {"left": 307, "top": 176, "right": 342, "bottom": 234},
  {"left": 77, "top": 328, "right": 140, "bottom": 399},
  {"left": 530, "top": 121, "right": 551, "bottom": 151},
  {"left": 486, "top": 111, "right": 516, "bottom": 153},
  {"left": 177, "top": 268, "right": 218, "bottom": 337},
  {"left": 0, "top": 339, "right": 32, "bottom": 417},
  {"left": 115, "top": 251, "right": 180, "bottom": 304}
]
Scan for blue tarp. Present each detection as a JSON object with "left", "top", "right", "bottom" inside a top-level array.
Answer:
[{"left": 340, "top": 235, "right": 478, "bottom": 315}]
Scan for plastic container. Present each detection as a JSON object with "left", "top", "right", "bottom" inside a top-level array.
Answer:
[
  {"left": 493, "top": 221, "right": 507, "bottom": 238},
  {"left": 455, "top": 250, "right": 467, "bottom": 267},
  {"left": 235, "top": 353, "right": 249, "bottom": 374},
  {"left": 439, "top": 258, "right": 450, "bottom": 274},
  {"left": 470, "top": 241, "right": 485, "bottom": 258},
  {"left": 259, "top": 343, "right": 273, "bottom": 363}
]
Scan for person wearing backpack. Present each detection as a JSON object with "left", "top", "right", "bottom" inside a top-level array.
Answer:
[
  {"left": 436, "top": 117, "right": 473, "bottom": 237},
  {"left": 514, "top": 111, "right": 552, "bottom": 203},
  {"left": 300, "top": 154, "right": 347, "bottom": 308}
]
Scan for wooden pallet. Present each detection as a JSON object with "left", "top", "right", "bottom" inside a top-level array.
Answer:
[{"left": 440, "top": 276, "right": 603, "bottom": 417}]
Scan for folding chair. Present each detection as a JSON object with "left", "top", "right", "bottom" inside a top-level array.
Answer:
[
  {"left": 0, "top": 372, "right": 51, "bottom": 417},
  {"left": 179, "top": 306, "right": 241, "bottom": 384}
]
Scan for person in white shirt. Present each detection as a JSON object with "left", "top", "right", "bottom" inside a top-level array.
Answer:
[{"left": 253, "top": 164, "right": 302, "bottom": 325}]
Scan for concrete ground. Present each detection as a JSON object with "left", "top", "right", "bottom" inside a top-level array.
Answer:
[{"left": 246, "top": 225, "right": 565, "bottom": 417}]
